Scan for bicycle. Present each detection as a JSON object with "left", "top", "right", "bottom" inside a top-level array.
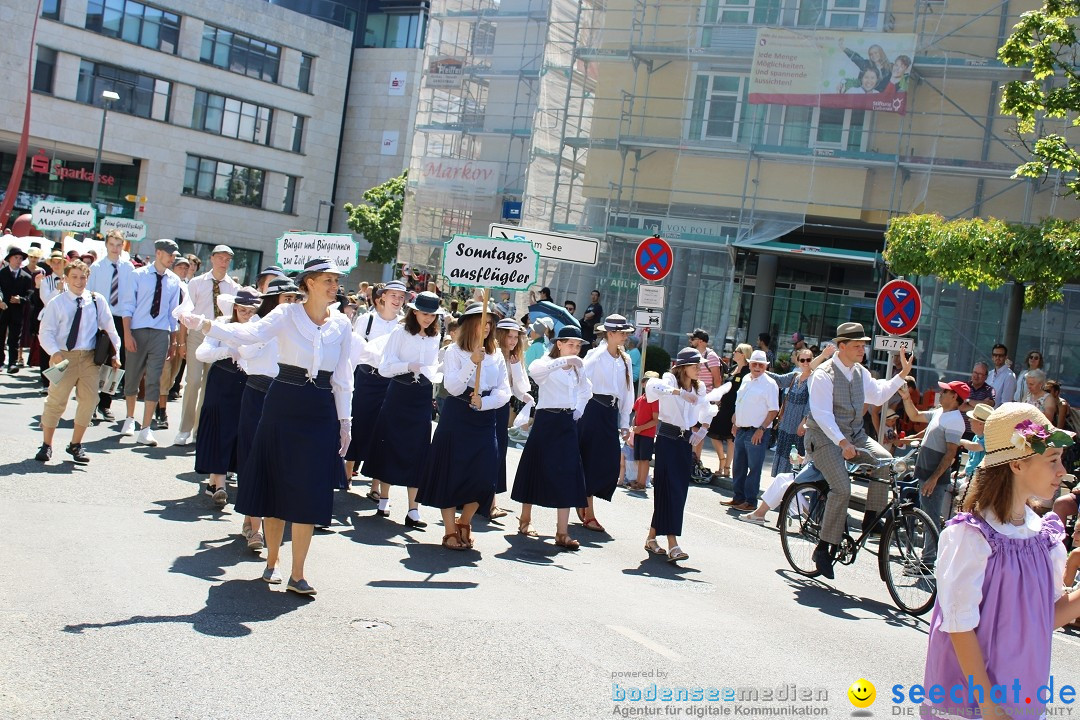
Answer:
[{"left": 778, "top": 455, "right": 939, "bottom": 616}]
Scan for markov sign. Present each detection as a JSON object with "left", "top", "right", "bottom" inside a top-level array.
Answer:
[
  {"left": 416, "top": 157, "right": 500, "bottom": 212},
  {"left": 442, "top": 234, "right": 539, "bottom": 291},
  {"left": 276, "top": 232, "right": 359, "bottom": 273},
  {"left": 32, "top": 201, "right": 96, "bottom": 232}
]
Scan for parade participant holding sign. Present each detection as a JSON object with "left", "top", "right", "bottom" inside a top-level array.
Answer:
[
  {"left": 417, "top": 300, "right": 510, "bottom": 551},
  {"left": 364, "top": 291, "right": 444, "bottom": 529},
  {"left": 512, "top": 325, "right": 591, "bottom": 549},
  {"left": 644, "top": 349, "right": 720, "bottom": 562},
  {"left": 577, "top": 314, "right": 636, "bottom": 533},
  {"left": 481, "top": 317, "right": 533, "bottom": 520},
  {"left": 345, "top": 280, "right": 406, "bottom": 497},
  {"left": 180, "top": 258, "right": 353, "bottom": 596}
]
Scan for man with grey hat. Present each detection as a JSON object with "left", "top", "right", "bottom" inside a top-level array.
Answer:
[
  {"left": 119, "top": 239, "right": 185, "bottom": 445},
  {"left": 804, "top": 321, "right": 912, "bottom": 579},
  {"left": 174, "top": 244, "right": 239, "bottom": 445}
]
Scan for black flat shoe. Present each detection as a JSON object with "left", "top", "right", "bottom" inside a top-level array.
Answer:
[
  {"left": 66, "top": 443, "right": 89, "bottom": 464},
  {"left": 404, "top": 515, "right": 428, "bottom": 528},
  {"left": 34, "top": 444, "right": 51, "bottom": 462},
  {"left": 375, "top": 509, "right": 390, "bottom": 518},
  {"left": 813, "top": 544, "right": 835, "bottom": 580}
]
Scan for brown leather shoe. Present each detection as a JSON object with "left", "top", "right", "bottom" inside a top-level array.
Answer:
[
  {"left": 733, "top": 502, "right": 756, "bottom": 512},
  {"left": 720, "top": 498, "right": 740, "bottom": 506}
]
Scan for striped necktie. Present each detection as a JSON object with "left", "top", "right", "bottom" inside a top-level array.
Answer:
[
  {"left": 110, "top": 262, "right": 119, "bottom": 308},
  {"left": 212, "top": 279, "right": 222, "bottom": 318}
]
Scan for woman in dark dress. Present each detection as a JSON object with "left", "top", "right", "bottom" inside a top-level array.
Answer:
[{"left": 711, "top": 343, "right": 751, "bottom": 477}]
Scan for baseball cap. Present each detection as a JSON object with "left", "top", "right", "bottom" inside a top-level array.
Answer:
[
  {"left": 792, "top": 332, "right": 805, "bottom": 343},
  {"left": 938, "top": 381, "right": 971, "bottom": 401},
  {"left": 687, "top": 328, "right": 709, "bottom": 343}
]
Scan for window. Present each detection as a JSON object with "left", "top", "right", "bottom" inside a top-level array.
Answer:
[
  {"left": 689, "top": 74, "right": 763, "bottom": 143},
  {"left": 797, "top": 0, "right": 880, "bottom": 29},
  {"left": 703, "top": 0, "right": 781, "bottom": 25},
  {"left": 298, "top": 54, "right": 313, "bottom": 93},
  {"left": 192, "top": 90, "right": 272, "bottom": 144},
  {"left": 201, "top": 25, "right": 280, "bottom": 83},
  {"left": 362, "top": 12, "right": 425, "bottom": 49},
  {"left": 42, "top": 0, "right": 60, "bottom": 20},
  {"left": 281, "top": 176, "right": 298, "bottom": 214},
  {"left": 471, "top": 21, "right": 496, "bottom": 55},
  {"left": 291, "top": 115, "right": 305, "bottom": 153},
  {"left": 781, "top": 106, "right": 867, "bottom": 150},
  {"left": 33, "top": 48, "right": 57, "bottom": 94},
  {"left": 77, "top": 61, "right": 171, "bottom": 121},
  {"left": 86, "top": 0, "right": 180, "bottom": 54},
  {"left": 183, "top": 155, "right": 265, "bottom": 208}
]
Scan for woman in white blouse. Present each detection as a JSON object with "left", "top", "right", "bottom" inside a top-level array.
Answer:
[
  {"left": 416, "top": 301, "right": 510, "bottom": 551},
  {"left": 511, "top": 325, "right": 592, "bottom": 549},
  {"left": 364, "top": 291, "right": 443, "bottom": 528},
  {"left": 483, "top": 317, "right": 534, "bottom": 520},
  {"left": 345, "top": 280, "right": 406, "bottom": 498},
  {"left": 645, "top": 348, "right": 720, "bottom": 562},
  {"left": 181, "top": 258, "right": 353, "bottom": 596}
]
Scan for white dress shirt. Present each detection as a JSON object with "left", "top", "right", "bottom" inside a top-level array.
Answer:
[
  {"left": 206, "top": 303, "right": 353, "bottom": 419},
  {"left": 529, "top": 355, "right": 591, "bottom": 411},
  {"left": 236, "top": 337, "right": 280, "bottom": 377},
  {"left": 441, "top": 344, "right": 511, "bottom": 411},
  {"left": 733, "top": 372, "right": 780, "bottom": 429},
  {"left": 582, "top": 347, "right": 636, "bottom": 428},
  {"left": 37, "top": 275, "right": 63, "bottom": 319},
  {"left": 935, "top": 507, "right": 1065, "bottom": 632},
  {"left": 378, "top": 325, "right": 441, "bottom": 383},
  {"left": 808, "top": 358, "right": 906, "bottom": 446},
  {"left": 195, "top": 327, "right": 240, "bottom": 365},
  {"left": 987, "top": 366, "right": 1017, "bottom": 408},
  {"left": 87, "top": 257, "right": 134, "bottom": 315},
  {"left": 351, "top": 309, "right": 401, "bottom": 367},
  {"left": 38, "top": 290, "right": 121, "bottom": 357},
  {"left": 645, "top": 373, "right": 715, "bottom": 430},
  {"left": 505, "top": 356, "right": 530, "bottom": 401},
  {"left": 187, "top": 270, "right": 240, "bottom": 319}
]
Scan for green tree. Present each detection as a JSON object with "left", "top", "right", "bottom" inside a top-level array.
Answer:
[
  {"left": 999, "top": 0, "right": 1080, "bottom": 193},
  {"left": 344, "top": 171, "right": 407, "bottom": 265},
  {"left": 884, "top": 213, "right": 1080, "bottom": 351}
]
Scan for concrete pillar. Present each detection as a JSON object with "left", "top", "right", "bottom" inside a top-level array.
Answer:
[{"left": 748, "top": 252, "right": 777, "bottom": 344}]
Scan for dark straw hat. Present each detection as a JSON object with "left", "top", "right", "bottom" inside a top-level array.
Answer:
[
  {"left": 407, "top": 291, "right": 445, "bottom": 315},
  {"left": 232, "top": 288, "right": 262, "bottom": 307},
  {"left": 557, "top": 325, "right": 583, "bottom": 341},
  {"left": 673, "top": 347, "right": 700, "bottom": 367},
  {"left": 264, "top": 277, "right": 299, "bottom": 296}
]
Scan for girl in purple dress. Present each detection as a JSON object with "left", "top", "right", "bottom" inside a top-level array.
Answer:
[{"left": 923, "top": 403, "right": 1078, "bottom": 719}]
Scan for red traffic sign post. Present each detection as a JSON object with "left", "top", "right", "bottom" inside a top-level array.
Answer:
[
  {"left": 634, "top": 235, "right": 674, "bottom": 282},
  {"left": 876, "top": 279, "right": 921, "bottom": 336}
]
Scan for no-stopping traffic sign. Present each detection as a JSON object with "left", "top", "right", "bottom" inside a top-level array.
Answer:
[
  {"left": 634, "top": 235, "right": 673, "bottom": 282},
  {"left": 876, "top": 279, "right": 921, "bottom": 336}
]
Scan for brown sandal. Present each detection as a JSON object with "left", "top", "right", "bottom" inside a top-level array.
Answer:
[
  {"left": 518, "top": 523, "right": 539, "bottom": 537},
  {"left": 455, "top": 522, "right": 474, "bottom": 548},
  {"left": 554, "top": 533, "right": 580, "bottom": 551},
  {"left": 442, "top": 533, "right": 467, "bottom": 551},
  {"left": 582, "top": 517, "right": 606, "bottom": 533}
]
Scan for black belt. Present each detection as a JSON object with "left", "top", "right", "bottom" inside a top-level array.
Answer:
[
  {"left": 391, "top": 373, "right": 432, "bottom": 387},
  {"left": 455, "top": 389, "right": 491, "bottom": 401},
  {"left": 213, "top": 358, "right": 240, "bottom": 374},
  {"left": 276, "top": 363, "right": 332, "bottom": 389},
  {"left": 592, "top": 393, "right": 618, "bottom": 407},
  {"left": 737, "top": 426, "right": 764, "bottom": 432},
  {"left": 357, "top": 363, "right": 376, "bottom": 375},
  {"left": 246, "top": 374, "right": 273, "bottom": 392},
  {"left": 539, "top": 407, "right": 574, "bottom": 414},
  {"left": 657, "top": 422, "right": 692, "bottom": 441}
]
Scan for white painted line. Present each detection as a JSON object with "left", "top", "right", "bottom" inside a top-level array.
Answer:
[
  {"left": 607, "top": 624, "right": 683, "bottom": 661},
  {"left": 685, "top": 511, "right": 757, "bottom": 537}
]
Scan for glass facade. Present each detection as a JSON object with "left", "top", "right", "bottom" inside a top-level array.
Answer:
[
  {"left": 0, "top": 151, "right": 139, "bottom": 220},
  {"left": 85, "top": 0, "right": 181, "bottom": 54},
  {"left": 192, "top": 90, "right": 273, "bottom": 145},
  {"left": 182, "top": 155, "right": 266, "bottom": 209},
  {"left": 76, "top": 61, "right": 171, "bottom": 121},
  {"left": 201, "top": 25, "right": 281, "bottom": 83}
]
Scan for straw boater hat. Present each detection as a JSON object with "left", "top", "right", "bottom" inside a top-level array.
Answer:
[
  {"left": 672, "top": 347, "right": 700, "bottom": 367},
  {"left": 216, "top": 287, "right": 261, "bottom": 317},
  {"left": 603, "top": 314, "right": 634, "bottom": 332},
  {"left": 295, "top": 257, "right": 343, "bottom": 284},
  {"left": 460, "top": 300, "right": 498, "bottom": 318},
  {"left": 264, "top": 277, "right": 299, "bottom": 296},
  {"left": 407, "top": 291, "right": 446, "bottom": 316},
  {"left": 496, "top": 317, "right": 524, "bottom": 332},
  {"left": 979, "top": 402, "right": 1074, "bottom": 468},
  {"left": 556, "top": 325, "right": 583, "bottom": 342},
  {"left": 966, "top": 403, "right": 993, "bottom": 423}
]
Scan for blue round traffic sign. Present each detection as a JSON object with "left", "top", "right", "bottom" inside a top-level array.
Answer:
[
  {"left": 634, "top": 236, "right": 673, "bottom": 282},
  {"left": 876, "top": 279, "right": 921, "bottom": 335}
]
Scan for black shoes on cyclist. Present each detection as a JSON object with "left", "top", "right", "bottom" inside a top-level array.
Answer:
[{"left": 814, "top": 542, "right": 835, "bottom": 579}]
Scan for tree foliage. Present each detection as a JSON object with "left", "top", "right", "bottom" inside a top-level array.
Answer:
[
  {"left": 344, "top": 171, "right": 407, "bottom": 265},
  {"left": 883, "top": 214, "right": 1080, "bottom": 309},
  {"left": 999, "top": 0, "right": 1080, "bottom": 193}
]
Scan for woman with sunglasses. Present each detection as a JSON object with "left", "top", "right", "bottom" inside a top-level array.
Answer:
[
  {"left": 766, "top": 344, "right": 834, "bottom": 476},
  {"left": 1014, "top": 350, "right": 1045, "bottom": 403}
]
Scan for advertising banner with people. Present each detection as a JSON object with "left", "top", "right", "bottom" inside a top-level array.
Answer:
[{"left": 748, "top": 29, "right": 916, "bottom": 114}]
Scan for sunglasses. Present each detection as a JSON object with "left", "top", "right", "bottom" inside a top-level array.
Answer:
[
  {"left": 992, "top": 353, "right": 1006, "bottom": 358},
  {"left": 797, "top": 358, "right": 812, "bottom": 363}
]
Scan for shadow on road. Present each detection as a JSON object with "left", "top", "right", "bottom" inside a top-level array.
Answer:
[
  {"left": 366, "top": 542, "right": 480, "bottom": 590},
  {"left": 774, "top": 568, "right": 929, "bottom": 630},
  {"left": 170, "top": 534, "right": 262, "bottom": 581},
  {"left": 146, "top": 493, "right": 233, "bottom": 524},
  {"left": 622, "top": 556, "right": 707, "bottom": 582},
  {"left": 61, "top": 579, "right": 307, "bottom": 638},
  {"left": 492, "top": 532, "right": 574, "bottom": 568}
]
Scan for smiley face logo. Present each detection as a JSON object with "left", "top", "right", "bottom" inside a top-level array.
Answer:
[{"left": 848, "top": 679, "right": 876, "bottom": 708}]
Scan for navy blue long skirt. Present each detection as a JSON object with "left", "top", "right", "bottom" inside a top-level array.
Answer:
[
  {"left": 650, "top": 434, "right": 693, "bottom": 536},
  {"left": 577, "top": 399, "right": 620, "bottom": 501},
  {"left": 235, "top": 379, "right": 269, "bottom": 484},
  {"left": 511, "top": 409, "right": 588, "bottom": 509},
  {"left": 362, "top": 377, "right": 433, "bottom": 488},
  {"left": 344, "top": 365, "right": 391, "bottom": 463},
  {"left": 477, "top": 402, "right": 512, "bottom": 518},
  {"left": 235, "top": 381, "right": 346, "bottom": 526},
  {"left": 194, "top": 361, "right": 247, "bottom": 475},
  {"left": 416, "top": 393, "right": 498, "bottom": 509}
]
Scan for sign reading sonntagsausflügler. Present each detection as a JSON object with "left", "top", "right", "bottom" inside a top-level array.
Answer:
[
  {"left": 32, "top": 201, "right": 96, "bottom": 232},
  {"left": 442, "top": 234, "right": 539, "bottom": 291},
  {"left": 276, "top": 232, "right": 359, "bottom": 273}
]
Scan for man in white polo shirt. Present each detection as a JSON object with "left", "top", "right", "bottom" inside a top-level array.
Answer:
[
  {"left": 174, "top": 244, "right": 238, "bottom": 444},
  {"left": 722, "top": 349, "right": 779, "bottom": 512}
]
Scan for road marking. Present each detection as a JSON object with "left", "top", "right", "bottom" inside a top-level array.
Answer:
[
  {"left": 685, "top": 511, "right": 757, "bottom": 537},
  {"left": 607, "top": 624, "right": 683, "bottom": 661}
]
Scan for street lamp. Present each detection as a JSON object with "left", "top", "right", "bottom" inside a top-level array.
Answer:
[
  {"left": 316, "top": 200, "right": 334, "bottom": 232},
  {"left": 89, "top": 89, "right": 120, "bottom": 208}
]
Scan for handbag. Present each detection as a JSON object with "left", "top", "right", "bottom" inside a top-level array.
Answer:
[{"left": 90, "top": 294, "right": 116, "bottom": 366}]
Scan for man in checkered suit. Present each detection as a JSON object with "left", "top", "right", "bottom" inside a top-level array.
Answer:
[{"left": 804, "top": 322, "right": 912, "bottom": 578}]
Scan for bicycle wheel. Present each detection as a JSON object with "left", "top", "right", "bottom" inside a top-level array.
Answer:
[
  {"left": 880, "top": 506, "right": 939, "bottom": 616},
  {"left": 779, "top": 482, "right": 827, "bottom": 576}
]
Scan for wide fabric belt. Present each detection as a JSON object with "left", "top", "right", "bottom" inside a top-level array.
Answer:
[
  {"left": 657, "top": 422, "right": 692, "bottom": 441},
  {"left": 276, "top": 363, "right": 332, "bottom": 389},
  {"left": 357, "top": 363, "right": 376, "bottom": 374},
  {"left": 538, "top": 407, "right": 574, "bottom": 414},
  {"left": 246, "top": 374, "right": 273, "bottom": 392},
  {"left": 212, "top": 358, "right": 240, "bottom": 374}
]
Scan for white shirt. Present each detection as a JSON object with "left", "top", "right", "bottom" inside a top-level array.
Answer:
[
  {"left": 195, "top": 325, "right": 241, "bottom": 365},
  {"left": 936, "top": 507, "right": 1066, "bottom": 633},
  {"left": 206, "top": 303, "right": 353, "bottom": 420},
  {"left": 582, "top": 347, "right": 636, "bottom": 428},
  {"left": 351, "top": 309, "right": 401, "bottom": 367},
  {"left": 808, "top": 358, "right": 906, "bottom": 446},
  {"left": 38, "top": 290, "right": 121, "bottom": 357},
  {"left": 236, "top": 337, "right": 280, "bottom": 378},
  {"left": 987, "top": 365, "right": 1016, "bottom": 408},
  {"left": 734, "top": 372, "right": 780, "bottom": 429},
  {"left": 37, "top": 275, "right": 63, "bottom": 319},
  {"left": 378, "top": 325, "right": 441, "bottom": 384},
  {"left": 504, "top": 355, "right": 530, "bottom": 401},
  {"left": 441, "top": 344, "right": 511, "bottom": 412},
  {"left": 645, "top": 373, "right": 716, "bottom": 430},
  {"left": 529, "top": 355, "right": 592, "bottom": 412},
  {"left": 187, "top": 270, "right": 240, "bottom": 319},
  {"left": 87, "top": 257, "right": 134, "bottom": 315}
]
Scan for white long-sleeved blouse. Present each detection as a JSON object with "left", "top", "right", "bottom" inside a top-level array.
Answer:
[
  {"left": 528, "top": 355, "right": 592, "bottom": 413},
  {"left": 441, "top": 343, "right": 511, "bottom": 412},
  {"left": 504, "top": 354, "right": 530, "bottom": 402},
  {"left": 351, "top": 309, "right": 401, "bottom": 367},
  {"left": 378, "top": 325, "right": 441, "bottom": 384},
  {"left": 645, "top": 373, "right": 717, "bottom": 431},
  {"left": 582, "top": 348, "right": 636, "bottom": 428},
  {"left": 195, "top": 322, "right": 240, "bottom": 365}
]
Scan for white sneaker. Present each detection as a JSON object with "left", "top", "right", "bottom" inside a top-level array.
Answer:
[
  {"left": 173, "top": 431, "right": 192, "bottom": 446},
  {"left": 136, "top": 428, "right": 158, "bottom": 446},
  {"left": 120, "top": 418, "right": 136, "bottom": 436}
]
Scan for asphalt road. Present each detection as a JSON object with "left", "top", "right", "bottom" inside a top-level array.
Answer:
[{"left": 3, "top": 368, "right": 1080, "bottom": 719}]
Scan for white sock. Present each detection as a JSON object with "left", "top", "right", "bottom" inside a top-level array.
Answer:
[
  {"left": 407, "top": 508, "right": 421, "bottom": 521},
  {"left": 378, "top": 498, "right": 389, "bottom": 511}
]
